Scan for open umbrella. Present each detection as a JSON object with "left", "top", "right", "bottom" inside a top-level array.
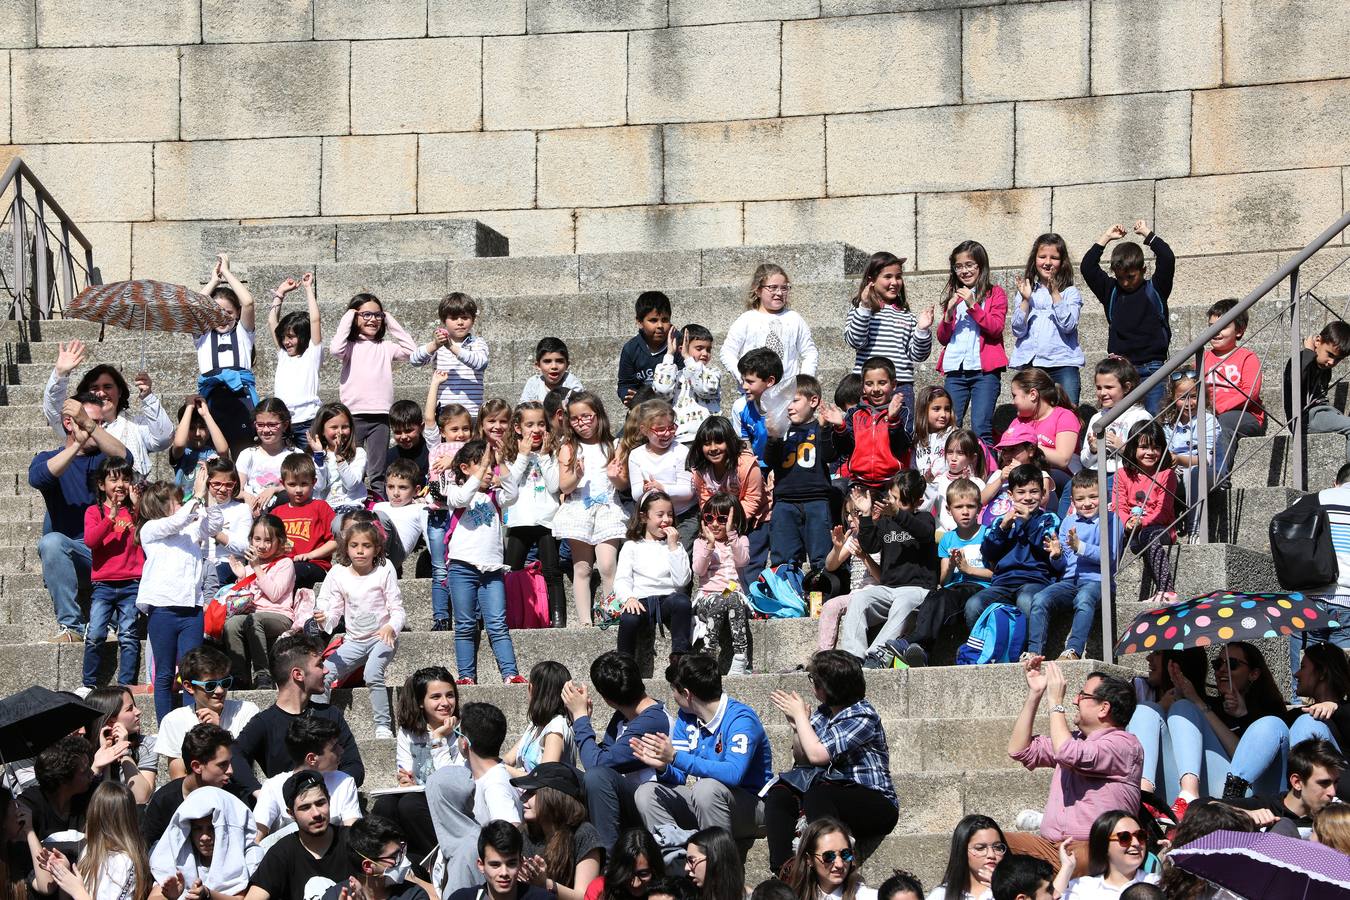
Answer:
[
  {"left": 67, "top": 279, "right": 232, "bottom": 370},
  {"left": 1115, "top": 590, "right": 1343, "bottom": 656},
  {"left": 0, "top": 686, "right": 98, "bottom": 763},
  {"left": 1169, "top": 828, "right": 1350, "bottom": 900}
]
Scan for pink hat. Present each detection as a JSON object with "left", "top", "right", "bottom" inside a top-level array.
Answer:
[{"left": 995, "top": 421, "right": 1039, "bottom": 449}]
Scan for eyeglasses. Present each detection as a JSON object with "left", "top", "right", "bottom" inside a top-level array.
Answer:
[
  {"left": 254, "top": 421, "right": 283, "bottom": 431},
  {"left": 357, "top": 311, "right": 385, "bottom": 321},
  {"left": 970, "top": 842, "right": 1007, "bottom": 856},
  {"left": 701, "top": 512, "right": 730, "bottom": 524},
  {"left": 1212, "top": 657, "right": 1249, "bottom": 672},
  {"left": 954, "top": 262, "right": 981, "bottom": 272},
  {"left": 1111, "top": 830, "right": 1146, "bottom": 848},
  {"left": 762, "top": 285, "right": 792, "bottom": 295},
  {"left": 649, "top": 425, "right": 676, "bottom": 436},
  {"left": 207, "top": 480, "right": 236, "bottom": 489},
  {"left": 1076, "top": 691, "right": 1102, "bottom": 703},
  {"left": 685, "top": 855, "right": 706, "bottom": 870},
  {"left": 632, "top": 869, "right": 653, "bottom": 881},
  {"left": 1170, "top": 368, "right": 1197, "bottom": 382},
  {"left": 569, "top": 413, "right": 596, "bottom": 425},
  {"left": 189, "top": 676, "right": 233, "bottom": 693},
  {"left": 815, "top": 850, "right": 854, "bottom": 866}
]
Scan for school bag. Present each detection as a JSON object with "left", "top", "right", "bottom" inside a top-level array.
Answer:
[
  {"left": 1269, "top": 492, "right": 1338, "bottom": 591},
  {"left": 505, "top": 562, "right": 550, "bottom": 629},
  {"left": 746, "top": 562, "right": 807, "bottom": 618},
  {"left": 956, "top": 602, "right": 1026, "bottom": 665},
  {"left": 592, "top": 591, "right": 623, "bottom": 629}
]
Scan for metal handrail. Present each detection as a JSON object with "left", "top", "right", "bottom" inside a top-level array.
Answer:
[
  {"left": 1094, "top": 209, "right": 1350, "bottom": 663},
  {"left": 0, "top": 156, "right": 99, "bottom": 321}
]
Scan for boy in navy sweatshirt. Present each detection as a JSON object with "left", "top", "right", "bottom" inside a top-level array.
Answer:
[
  {"left": 964, "top": 464, "right": 1065, "bottom": 643},
  {"left": 1022, "top": 470, "right": 1106, "bottom": 661},
  {"left": 765, "top": 374, "right": 838, "bottom": 572},
  {"left": 618, "top": 291, "right": 678, "bottom": 407},
  {"left": 1081, "top": 219, "right": 1175, "bottom": 413},
  {"left": 838, "top": 471, "right": 939, "bottom": 667}
]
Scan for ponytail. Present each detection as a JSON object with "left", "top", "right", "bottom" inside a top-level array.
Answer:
[{"left": 1011, "top": 367, "right": 1077, "bottom": 414}]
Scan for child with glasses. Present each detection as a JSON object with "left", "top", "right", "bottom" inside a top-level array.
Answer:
[
  {"left": 720, "top": 263, "right": 819, "bottom": 378},
  {"left": 691, "top": 493, "right": 752, "bottom": 674},
  {"left": 153, "top": 645, "right": 260, "bottom": 779},
  {"left": 626, "top": 400, "right": 698, "bottom": 551}
]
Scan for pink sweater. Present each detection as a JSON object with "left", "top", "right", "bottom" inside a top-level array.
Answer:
[
  {"left": 1010, "top": 727, "right": 1143, "bottom": 841},
  {"left": 248, "top": 558, "right": 314, "bottom": 627},
  {"left": 316, "top": 560, "right": 406, "bottom": 641},
  {"left": 692, "top": 535, "right": 749, "bottom": 594},
  {"left": 328, "top": 310, "right": 417, "bottom": 415},
  {"left": 935, "top": 286, "right": 1009, "bottom": 374}
]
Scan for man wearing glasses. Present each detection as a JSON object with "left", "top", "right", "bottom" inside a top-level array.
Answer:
[
  {"left": 325, "top": 815, "right": 425, "bottom": 900},
  {"left": 1005, "top": 655, "right": 1142, "bottom": 868}
]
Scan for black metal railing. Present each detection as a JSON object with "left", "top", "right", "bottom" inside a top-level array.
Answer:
[{"left": 0, "top": 157, "right": 99, "bottom": 322}]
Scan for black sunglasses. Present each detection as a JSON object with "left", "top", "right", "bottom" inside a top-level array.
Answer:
[
  {"left": 815, "top": 850, "right": 854, "bottom": 865},
  {"left": 1170, "top": 368, "right": 1197, "bottom": 382}
]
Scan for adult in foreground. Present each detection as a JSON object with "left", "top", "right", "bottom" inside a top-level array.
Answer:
[{"left": 1005, "top": 657, "right": 1142, "bottom": 869}]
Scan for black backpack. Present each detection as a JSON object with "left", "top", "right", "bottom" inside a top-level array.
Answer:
[{"left": 1269, "top": 492, "right": 1339, "bottom": 590}]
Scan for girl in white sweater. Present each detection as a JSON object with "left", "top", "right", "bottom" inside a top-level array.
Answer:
[
  {"left": 625, "top": 400, "right": 696, "bottom": 551},
  {"left": 614, "top": 491, "right": 692, "bottom": 660},
  {"left": 719, "top": 262, "right": 818, "bottom": 377},
  {"left": 503, "top": 402, "right": 566, "bottom": 626},
  {"left": 314, "top": 520, "right": 405, "bottom": 738},
  {"left": 308, "top": 401, "right": 368, "bottom": 532}
]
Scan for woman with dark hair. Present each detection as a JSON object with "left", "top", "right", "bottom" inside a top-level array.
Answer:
[
  {"left": 1053, "top": 810, "right": 1157, "bottom": 899},
  {"left": 1288, "top": 642, "right": 1350, "bottom": 750},
  {"left": 506, "top": 661, "right": 576, "bottom": 773},
  {"left": 780, "top": 817, "right": 875, "bottom": 900},
  {"left": 763, "top": 651, "right": 898, "bottom": 875},
  {"left": 83, "top": 687, "right": 156, "bottom": 804},
  {"left": 1166, "top": 641, "right": 1292, "bottom": 799},
  {"left": 44, "top": 345, "right": 173, "bottom": 478},
  {"left": 512, "top": 763, "right": 604, "bottom": 900},
  {"left": 1158, "top": 803, "right": 1254, "bottom": 900},
  {"left": 684, "top": 827, "right": 744, "bottom": 900},
  {"left": 583, "top": 827, "right": 664, "bottom": 900},
  {"left": 926, "top": 814, "right": 1006, "bottom": 900},
  {"left": 1126, "top": 647, "right": 1209, "bottom": 801}
]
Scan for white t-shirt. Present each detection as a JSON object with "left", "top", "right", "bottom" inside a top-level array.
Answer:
[
  {"left": 274, "top": 343, "right": 324, "bottom": 425},
  {"left": 195, "top": 323, "right": 255, "bottom": 374},
  {"left": 372, "top": 501, "right": 428, "bottom": 555},
  {"left": 236, "top": 445, "right": 294, "bottom": 495},
  {"left": 514, "top": 715, "right": 576, "bottom": 771},
  {"left": 472, "top": 763, "right": 522, "bottom": 826},
  {"left": 925, "top": 889, "right": 989, "bottom": 900},
  {"left": 93, "top": 851, "right": 137, "bottom": 900},
  {"left": 155, "top": 699, "right": 261, "bottom": 761},
  {"left": 1062, "top": 873, "right": 1159, "bottom": 900},
  {"left": 627, "top": 443, "right": 694, "bottom": 515},
  {"left": 254, "top": 769, "right": 361, "bottom": 830}
]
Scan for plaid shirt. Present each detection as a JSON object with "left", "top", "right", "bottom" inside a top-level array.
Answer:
[{"left": 810, "top": 700, "right": 897, "bottom": 807}]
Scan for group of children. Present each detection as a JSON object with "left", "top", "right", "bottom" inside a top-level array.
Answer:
[{"left": 70, "top": 223, "right": 1350, "bottom": 735}]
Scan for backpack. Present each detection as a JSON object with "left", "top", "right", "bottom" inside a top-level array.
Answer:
[
  {"left": 956, "top": 602, "right": 1027, "bottom": 665},
  {"left": 1107, "top": 280, "right": 1171, "bottom": 343},
  {"left": 1270, "top": 492, "right": 1339, "bottom": 590},
  {"left": 505, "top": 562, "right": 550, "bottom": 629},
  {"left": 746, "top": 563, "right": 807, "bottom": 618}
]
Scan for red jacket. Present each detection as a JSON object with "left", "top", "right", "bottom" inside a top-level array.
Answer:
[
  {"left": 84, "top": 503, "right": 144, "bottom": 582},
  {"left": 834, "top": 403, "right": 914, "bottom": 487},
  {"left": 936, "top": 286, "right": 1009, "bottom": 374}
]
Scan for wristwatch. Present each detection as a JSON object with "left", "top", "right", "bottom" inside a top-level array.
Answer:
[{"left": 1050, "top": 704, "right": 1069, "bottom": 715}]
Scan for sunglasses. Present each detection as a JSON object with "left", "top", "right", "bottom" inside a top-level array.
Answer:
[
  {"left": 815, "top": 850, "right": 854, "bottom": 865},
  {"left": 1111, "top": 830, "right": 1146, "bottom": 848},
  {"left": 1170, "top": 368, "right": 1197, "bottom": 382},
  {"left": 1076, "top": 691, "right": 1102, "bottom": 703},
  {"left": 1212, "top": 657, "right": 1249, "bottom": 672},
  {"left": 189, "top": 676, "right": 233, "bottom": 693},
  {"left": 701, "top": 512, "right": 730, "bottom": 524}
]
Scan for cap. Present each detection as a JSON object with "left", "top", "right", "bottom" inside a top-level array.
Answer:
[
  {"left": 509, "top": 762, "right": 583, "bottom": 801},
  {"left": 995, "top": 420, "right": 1039, "bottom": 450},
  {"left": 283, "top": 768, "right": 329, "bottom": 810}
]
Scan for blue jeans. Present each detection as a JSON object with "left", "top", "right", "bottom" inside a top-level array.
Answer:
[
  {"left": 426, "top": 510, "right": 450, "bottom": 621},
  {"left": 1290, "top": 715, "right": 1338, "bottom": 751},
  {"left": 37, "top": 531, "right": 92, "bottom": 634},
  {"left": 1134, "top": 360, "right": 1165, "bottom": 416},
  {"left": 83, "top": 580, "right": 140, "bottom": 688},
  {"left": 944, "top": 369, "right": 1002, "bottom": 445},
  {"left": 446, "top": 562, "right": 517, "bottom": 683},
  {"left": 742, "top": 519, "right": 771, "bottom": 584},
  {"left": 1042, "top": 365, "right": 1081, "bottom": 406},
  {"left": 769, "top": 499, "right": 832, "bottom": 572},
  {"left": 1128, "top": 701, "right": 1170, "bottom": 795},
  {"left": 1021, "top": 578, "right": 1101, "bottom": 656},
  {"left": 1166, "top": 699, "right": 1289, "bottom": 796},
  {"left": 147, "top": 606, "right": 204, "bottom": 722},
  {"left": 964, "top": 583, "right": 1041, "bottom": 629}
]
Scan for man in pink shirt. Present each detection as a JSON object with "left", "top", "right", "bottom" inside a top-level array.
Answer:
[{"left": 1005, "top": 655, "right": 1143, "bottom": 869}]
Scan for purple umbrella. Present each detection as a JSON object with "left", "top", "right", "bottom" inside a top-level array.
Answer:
[{"left": 1168, "top": 828, "right": 1350, "bottom": 899}]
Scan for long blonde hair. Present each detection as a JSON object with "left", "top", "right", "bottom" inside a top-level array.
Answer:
[
  {"left": 81, "top": 782, "right": 149, "bottom": 900},
  {"left": 746, "top": 263, "right": 789, "bottom": 310},
  {"left": 1315, "top": 804, "right": 1350, "bottom": 853}
]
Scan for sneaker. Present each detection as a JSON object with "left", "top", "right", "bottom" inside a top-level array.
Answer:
[
  {"left": 431, "top": 618, "right": 451, "bottom": 632},
  {"left": 727, "top": 653, "right": 749, "bottom": 676},
  {"left": 1170, "top": 795, "right": 1191, "bottom": 823},
  {"left": 862, "top": 650, "right": 891, "bottom": 670},
  {"left": 503, "top": 674, "right": 528, "bottom": 685},
  {"left": 74, "top": 686, "right": 92, "bottom": 699},
  {"left": 1018, "top": 651, "right": 1037, "bottom": 663},
  {"left": 1058, "top": 649, "right": 1081, "bottom": 661},
  {"left": 455, "top": 677, "right": 476, "bottom": 686},
  {"left": 1014, "top": 808, "right": 1044, "bottom": 832},
  {"left": 47, "top": 628, "right": 81, "bottom": 644},
  {"left": 374, "top": 726, "right": 394, "bottom": 740},
  {"left": 252, "top": 671, "right": 275, "bottom": 691},
  {"left": 902, "top": 643, "right": 928, "bottom": 668}
]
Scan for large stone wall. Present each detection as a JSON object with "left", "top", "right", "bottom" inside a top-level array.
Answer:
[{"left": 0, "top": 0, "right": 1346, "bottom": 295}]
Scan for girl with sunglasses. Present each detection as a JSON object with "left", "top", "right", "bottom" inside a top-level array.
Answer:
[
  {"left": 691, "top": 493, "right": 752, "bottom": 674},
  {"left": 1053, "top": 810, "right": 1158, "bottom": 899},
  {"left": 780, "top": 817, "right": 876, "bottom": 900}
]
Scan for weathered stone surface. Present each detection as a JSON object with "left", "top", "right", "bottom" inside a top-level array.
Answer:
[
  {"left": 201, "top": 224, "right": 336, "bottom": 267},
  {"left": 79, "top": 222, "right": 131, "bottom": 282},
  {"left": 537, "top": 126, "right": 662, "bottom": 209},
  {"left": 1192, "top": 79, "right": 1350, "bottom": 177},
  {"left": 483, "top": 32, "right": 626, "bottom": 130},
  {"left": 428, "top": 0, "right": 526, "bottom": 35},
  {"left": 744, "top": 195, "right": 917, "bottom": 262},
  {"left": 1170, "top": 252, "right": 1282, "bottom": 312},
  {"left": 0, "top": 54, "right": 8, "bottom": 142},
  {"left": 782, "top": 12, "right": 959, "bottom": 115},
  {"left": 321, "top": 136, "right": 417, "bottom": 216},
  {"left": 1090, "top": 0, "right": 1221, "bottom": 94},
  {"left": 668, "top": 0, "right": 817, "bottom": 26},
  {"left": 828, "top": 104, "right": 1014, "bottom": 195},
  {"left": 1222, "top": 0, "right": 1350, "bottom": 85},
  {"left": 701, "top": 243, "right": 869, "bottom": 285},
  {"left": 1050, "top": 181, "right": 1155, "bottom": 261},
  {"left": 1015, "top": 93, "right": 1190, "bottom": 187},
  {"left": 418, "top": 131, "right": 536, "bottom": 212},
  {"left": 628, "top": 22, "right": 780, "bottom": 124},
  {"left": 12, "top": 48, "right": 178, "bottom": 143},
  {"left": 449, "top": 256, "right": 580, "bottom": 297},
  {"left": 1156, "top": 169, "right": 1343, "bottom": 256},
  {"left": 202, "top": 0, "right": 313, "bottom": 42},
  {"left": 130, "top": 221, "right": 214, "bottom": 283},
  {"left": 664, "top": 117, "right": 824, "bottom": 204},
  {"left": 35, "top": 0, "right": 199, "bottom": 46},
  {"left": 433, "top": 210, "right": 571, "bottom": 256},
  {"left": 181, "top": 43, "right": 350, "bottom": 141},
  {"left": 351, "top": 38, "right": 481, "bottom": 134},
  {"left": 917, "top": 188, "right": 1052, "bottom": 270},
  {"left": 527, "top": 0, "right": 665, "bottom": 32},
  {"left": 336, "top": 219, "right": 507, "bottom": 262},
  {"left": 575, "top": 203, "right": 742, "bottom": 254},
  {"left": 315, "top": 0, "right": 427, "bottom": 39},
  {"left": 0, "top": 143, "right": 152, "bottom": 221},
  {"left": 0, "top": 3, "right": 35, "bottom": 47},
  {"left": 155, "top": 139, "right": 322, "bottom": 220},
  {"left": 963, "top": 1, "right": 1089, "bottom": 102},
  {"left": 578, "top": 250, "right": 703, "bottom": 293}
]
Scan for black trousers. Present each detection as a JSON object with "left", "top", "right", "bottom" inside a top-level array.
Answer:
[
  {"left": 763, "top": 780, "right": 900, "bottom": 875},
  {"left": 372, "top": 791, "right": 437, "bottom": 875},
  {"left": 504, "top": 525, "right": 567, "bottom": 627}
]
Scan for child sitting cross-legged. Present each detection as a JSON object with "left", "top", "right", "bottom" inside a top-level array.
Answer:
[{"left": 1022, "top": 469, "right": 1107, "bottom": 662}]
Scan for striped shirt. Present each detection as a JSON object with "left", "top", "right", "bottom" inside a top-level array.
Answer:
[
  {"left": 1316, "top": 486, "right": 1350, "bottom": 605},
  {"left": 844, "top": 304, "right": 933, "bottom": 380},
  {"left": 409, "top": 334, "right": 489, "bottom": 417}
]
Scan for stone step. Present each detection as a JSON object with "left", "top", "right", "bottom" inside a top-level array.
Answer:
[{"left": 201, "top": 220, "right": 510, "bottom": 267}]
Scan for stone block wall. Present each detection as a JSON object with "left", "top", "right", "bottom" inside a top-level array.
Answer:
[{"left": 0, "top": 0, "right": 1346, "bottom": 298}]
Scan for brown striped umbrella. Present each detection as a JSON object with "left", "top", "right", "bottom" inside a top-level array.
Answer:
[{"left": 68, "top": 279, "right": 232, "bottom": 335}]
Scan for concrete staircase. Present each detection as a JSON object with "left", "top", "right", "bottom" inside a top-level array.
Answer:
[{"left": 0, "top": 218, "right": 1338, "bottom": 887}]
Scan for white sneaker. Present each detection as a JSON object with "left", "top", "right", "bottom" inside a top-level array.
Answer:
[
  {"left": 374, "top": 726, "right": 393, "bottom": 740},
  {"left": 73, "top": 686, "right": 92, "bottom": 699},
  {"left": 1014, "top": 808, "right": 1044, "bottom": 832},
  {"left": 727, "top": 653, "right": 749, "bottom": 676}
]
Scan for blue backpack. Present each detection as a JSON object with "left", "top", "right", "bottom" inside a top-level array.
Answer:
[
  {"left": 747, "top": 563, "right": 807, "bottom": 618},
  {"left": 1107, "top": 280, "right": 1171, "bottom": 343},
  {"left": 956, "top": 602, "right": 1027, "bottom": 665}
]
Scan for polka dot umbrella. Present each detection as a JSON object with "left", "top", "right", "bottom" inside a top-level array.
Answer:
[{"left": 1114, "top": 590, "right": 1344, "bottom": 656}]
